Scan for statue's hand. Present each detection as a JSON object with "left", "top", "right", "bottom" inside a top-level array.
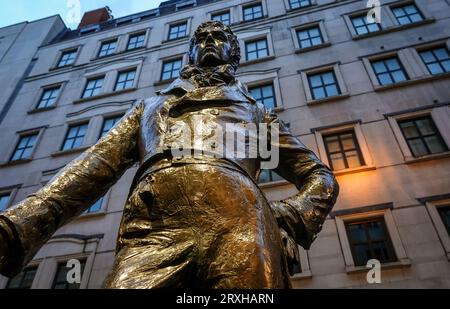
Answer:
[{"left": 279, "top": 227, "right": 300, "bottom": 276}]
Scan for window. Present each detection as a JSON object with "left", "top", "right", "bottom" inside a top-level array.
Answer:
[
  {"left": 249, "top": 84, "right": 277, "bottom": 109},
  {"left": 11, "top": 133, "right": 38, "bottom": 161},
  {"left": 258, "top": 170, "right": 283, "bottom": 184},
  {"left": 115, "top": 69, "right": 136, "bottom": 91},
  {"left": 168, "top": 22, "right": 187, "bottom": 40},
  {"left": 324, "top": 130, "right": 364, "bottom": 171},
  {"left": 52, "top": 260, "right": 86, "bottom": 289},
  {"left": 99, "top": 116, "right": 122, "bottom": 139},
  {"left": 351, "top": 15, "right": 381, "bottom": 35},
  {"left": 84, "top": 196, "right": 104, "bottom": 214},
  {"left": 5, "top": 266, "right": 38, "bottom": 289},
  {"left": 98, "top": 40, "right": 117, "bottom": 57},
  {"left": 392, "top": 4, "right": 423, "bottom": 25},
  {"left": 0, "top": 193, "right": 10, "bottom": 211},
  {"left": 245, "top": 38, "right": 269, "bottom": 61},
  {"left": 371, "top": 57, "right": 408, "bottom": 85},
  {"left": 296, "top": 26, "right": 323, "bottom": 49},
  {"left": 212, "top": 11, "right": 231, "bottom": 25},
  {"left": 398, "top": 116, "right": 448, "bottom": 157},
  {"left": 345, "top": 218, "right": 397, "bottom": 266},
  {"left": 62, "top": 123, "right": 88, "bottom": 151},
  {"left": 243, "top": 3, "right": 263, "bottom": 21},
  {"left": 289, "top": 0, "right": 311, "bottom": 10},
  {"left": 419, "top": 47, "right": 450, "bottom": 75},
  {"left": 37, "top": 86, "right": 60, "bottom": 109},
  {"left": 161, "top": 58, "right": 182, "bottom": 81},
  {"left": 437, "top": 205, "right": 450, "bottom": 236},
  {"left": 58, "top": 50, "right": 77, "bottom": 67},
  {"left": 82, "top": 77, "right": 104, "bottom": 98},
  {"left": 307, "top": 70, "right": 340, "bottom": 100},
  {"left": 127, "top": 33, "right": 146, "bottom": 50}
]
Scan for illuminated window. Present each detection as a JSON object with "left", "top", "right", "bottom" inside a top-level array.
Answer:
[{"left": 324, "top": 130, "right": 364, "bottom": 171}]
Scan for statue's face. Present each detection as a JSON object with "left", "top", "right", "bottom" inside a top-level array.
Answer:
[{"left": 191, "top": 27, "right": 232, "bottom": 68}]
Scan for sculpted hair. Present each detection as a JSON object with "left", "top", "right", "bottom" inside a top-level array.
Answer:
[{"left": 188, "top": 21, "right": 241, "bottom": 70}]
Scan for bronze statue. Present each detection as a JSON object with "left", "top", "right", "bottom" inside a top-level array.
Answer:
[{"left": 0, "top": 21, "right": 338, "bottom": 288}]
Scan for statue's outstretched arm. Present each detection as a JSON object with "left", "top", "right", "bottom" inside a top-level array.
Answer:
[
  {"left": 0, "top": 101, "right": 145, "bottom": 277},
  {"left": 261, "top": 108, "right": 339, "bottom": 260}
]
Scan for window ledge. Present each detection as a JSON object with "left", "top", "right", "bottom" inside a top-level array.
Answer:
[
  {"left": 27, "top": 106, "right": 57, "bottom": 114},
  {"left": 49, "top": 64, "right": 75, "bottom": 72},
  {"left": 240, "top": 15, "right": 268, "bottom": 25},
  {"left": 154, "top": 78, "right": 177, "bottom": 87},
  {"left": 352, "top": 18, "right": 435, "bottom": 40},
  {"left": 306, "top": 92, "right": 350, "bottom": 105},
  {"left": 404, "top": 151, "right": 450, "bottom": 164},
  {"left": 51, "top": 146, "right": 90, "bottom": 157},
  {"left": 287, "top": 4, "right": 317, "bottom": 13},
  {"left": 334, "top": 165, "right": 376, "bottom": 176},
  {"left": 294, "top": 42, "right": 331, "bottom": 54},
  {"left": 0, "top": 158, "right": 32, "bottom": 168},
  {"left": 240, "top": 55, "right": 276, "bottom": 67},
  {"left": 374, "top": 72, "right": 450, "bottom": 91},
  {"left": 73, "top": 88, "right": 137, "bottom": 104},
  {"left": 290, "top": 270, "right": 312, "bottom": 280},
  {"left": 258, "top": 179, "right": 290, "bottom": 189},
  {"left": 345, "top": 258, "right": 411, "bottom": 274},
  {"left": 76, "top": 210, "right": 107, "bottom": 220}
]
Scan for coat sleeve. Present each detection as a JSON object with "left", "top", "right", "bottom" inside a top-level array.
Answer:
[
  {"left": 0, "top": 101, "right": 145, "bottom": 277},
  {"left": 261, "top": 107, "right": 339, "bottom": 250}
]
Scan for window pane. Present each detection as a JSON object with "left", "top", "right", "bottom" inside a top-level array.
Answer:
[
  {"left": 330, "top": 153, "right": 345, "bottom": 170},
  {"left": 424, "top": 136, "right": 447, "bottom": 154},
  {"left": 408, "top": 138, "right": 428, "bottom": 157},
  {"left": 347, "top": 223, "right": 368, "bottom": 243},
  {"left": 312, "top": 88, "right": 326, "bottom": 100},
  {"left": 428, "top": 63, "right": 444, "bottom": 75},
  {"left": 325, "top": 85, "right": 338, "bottom": 97},
  {"left": 345, "top": 150, "right": 362, "bottom": 168},
  {"left": 0, "top": 194, "right": 10, "bottom": 211},
  {"left": 341, "top": 134, "right": 356, "bottom": 150},
  {"left": 378, "top": 73, "right": 393, "bottom": 85},
  {"left": 438, "top": 206, "right": 450, "bottom": 235}
]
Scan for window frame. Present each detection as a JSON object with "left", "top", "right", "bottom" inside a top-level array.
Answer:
[
  {"left": 248, "top": 83, "right": 278, "bottom": 110},
  {"left": 5, "top": 266, "right": 39, "bottom": 289},
  {"left": 238, "top": 28, "right": 275, "bottom": 66},
  {"left": 424, "top": 198, "right": 450, "bottom": 260},
  {"left": 210, "top": 10, "right": 232, "bottom": 26},
  {"left": 34, "top": 84, "right": 64, "bottom": 111},
  {"left": 8, "top": 128, "right": 44, "bottom": 163},
  {"left": 390, "top": 2, "right": 424, "bottom": 26},
  {"left": 160, "top": 57, "right": 183, "bottom": 82},
  {"left": 334, "top": 207, "right": 410, "bottom": 273},
  {"left": 53, "top": 47, "right": 81, "bottom": 69},
  {"left": 323, "top": 130, "right": 366, "bottom": 172},
  {"left": 126, "top": 32, "right": 147, "bottom": 51},
  {"left": 418, "top": 46, "right": 450, "bottom": 76},
  {"left": 300, "top": 63, "right": 348, "bottom": 104},
  {"left": 291, "top": 21, "right": 330, "bottom": 53},
  {"left": 167, "top": 21, "right": 189, "bottom": 41},
  {"left": 114, "top": 69, "right": 138, "bottom": 91},
  {"left": 0, "top": 186, "right": 19, "bottom": 212},
  {"left": 345, "top": 217, "right": 398, "bottom": 267},
  {"left": 60, "top": 122, "right": 89, "bottom": 152},
  {"left": 370, "top": 56, "right": 409, "bottom": 86},
  {"left": 81, "top": 76, "right": 105, "bottom": 99},
  {"left": 245, "top": 37, "right": 269, "bottom": 62},
  {"left": 242, "top": 2, "right": 264, "bottom": 22},
  {"left": 387, "top": 109, "right": 450, "bottom": 162},
  {"left": 98, "top": 114, "right": 124, "bottom": 140},
  {"left": 97, "top": 39, "right": 118, "bottom": 58}
]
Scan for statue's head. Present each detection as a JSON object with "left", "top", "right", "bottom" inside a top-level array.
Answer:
[{"left": 188, "top": 21, "right": 240, "bottom": 70}]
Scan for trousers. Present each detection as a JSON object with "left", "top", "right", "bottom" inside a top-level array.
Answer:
[{"left": 103, "top": 163, "right": 290, "bottom": 288}]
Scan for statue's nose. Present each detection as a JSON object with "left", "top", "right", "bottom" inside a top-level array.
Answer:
[{"left": 205, "top": 33, "right": 215, "bottom": 43}]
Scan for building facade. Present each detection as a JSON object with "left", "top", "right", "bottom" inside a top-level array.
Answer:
[{"left": 0, "top": 0, "right": 449, "bottom": 289}]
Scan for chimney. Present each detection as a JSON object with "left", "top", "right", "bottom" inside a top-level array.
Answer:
[{"left": 77, "top": 7, "right": 113, "bottom": 29}]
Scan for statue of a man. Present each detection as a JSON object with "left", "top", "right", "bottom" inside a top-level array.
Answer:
[{"left": 0, "top": 21, "right": 338, "bottom": 288}]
